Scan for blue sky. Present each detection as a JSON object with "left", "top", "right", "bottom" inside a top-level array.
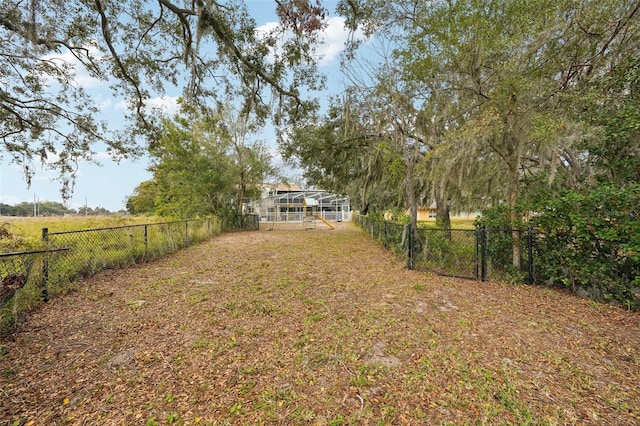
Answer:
[{"left": 0, "top": 1, "right": 354, "bottom": 212}]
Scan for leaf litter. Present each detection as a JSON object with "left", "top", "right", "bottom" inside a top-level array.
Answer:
[{"left": 1, "top": 222, "right": 639, "bottom": 425}]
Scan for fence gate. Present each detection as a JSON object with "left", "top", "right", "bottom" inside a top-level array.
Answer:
[
  {"left": 414, "top": 228, "right": 479, "bottom": 280},
  {"left": 355, "top": 215, "right": 538, "bottom": 283}
]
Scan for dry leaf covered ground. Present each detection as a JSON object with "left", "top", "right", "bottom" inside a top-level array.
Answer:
[{"left": 1, "top": 222, "right": 639, "bottom": 425}]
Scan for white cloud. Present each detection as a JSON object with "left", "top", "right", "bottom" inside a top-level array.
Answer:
[
  {"left": 316, "top": 17, "right": 354, "bottom": 66},
  {"left": 148, "top": 96, "right": 180, "bottom": 116},
  {"left": 95, "top": 98, "right": 113, "bottom": 111},
  {"left": 0, "top": 194, "right": 25, "bottom": 206},
  {"left": 33, "top": 151, "right": 61, "bottom": 167},
  {"left": 95, "top": 151, "right": 113, "bottom": 161},
  {"left": 41, "top": 44, "right": 106, "bottom": 89},
  {"left": 114, "top": 99, "right": 129, "bottom": 111},
  {"left": 256, "top": 16, "right": 360, "bottom": 68},
  {"left": 115, "top": 95, "right": 180, "bottom": 117},
  {"left": 256, "top": 21, "right": 279, "bottom": 34}
]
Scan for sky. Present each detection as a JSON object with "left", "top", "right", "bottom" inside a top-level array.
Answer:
[{"left": 0, "top": 1, "right": 355, "bottom": 212}]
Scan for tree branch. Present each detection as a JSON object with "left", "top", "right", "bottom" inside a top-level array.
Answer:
[
  {"left": 94, "top": 0, "right": 151, "bottom": 129},
  {"left": 204, "top": 12, "right": 305, "bottom": 112}
]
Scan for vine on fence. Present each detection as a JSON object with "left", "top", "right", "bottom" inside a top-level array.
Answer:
[
  {"left": 357, "top": 211, "right": 639, "bottom": 311},
  {"left": 477, "top": 199, "right": 639, "bottom": 310}
]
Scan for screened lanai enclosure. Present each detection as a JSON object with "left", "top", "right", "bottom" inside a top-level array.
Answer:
[{"left": 248, "top": 190, "right": 351, "bottom": 223}]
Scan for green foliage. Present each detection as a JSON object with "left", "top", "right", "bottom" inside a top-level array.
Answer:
[
  {"left": 524, "top": 183, "right": 640, "bottom": 309},
  {"left": 150, "top": 115, "right": 234, "bottom": 217},
  {"left": 128, "top": 111, "right": 274, "bottom": 218},
  {"left": 513, "top": 51, "right": 640, "bottom": 308},
  {"left": 126, "top": 181, "right": 159, "bottom": 215},
  {"left": 357, "top": 214, "right": 478, "bottom": 277},
  {"left": 474, "top": 205, "right": 521, "bottom": 280},
  {"left": 418, "top": 228, "right": 477, "bottom": 278},
  {"left": 2, "top": 1, "right": 325, "bottom": 198},
  {"left": 355, "top": 214, "right": 406, "bottom": 258},
  {"left": 279, "top": 103, "right": 396, "bottom": 213},
  {"left": 331, "top": 0, "right": 640, "bottom": 271},
  {"left": 0, "top": 201, "right": 117, "bottom": 217},
  {"left": 586, "top": 55, "right": 640, "bottom": 186},
  {"left": 474, "top": 204, "right": 514, "bottom": 231},
  {"left": 477, "top": 183, "right": 640, "bottom": 309}
]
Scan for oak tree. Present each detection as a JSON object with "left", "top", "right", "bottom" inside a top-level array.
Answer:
[{"left": 1, "top": 0, "right": 326, "bottom": 197}]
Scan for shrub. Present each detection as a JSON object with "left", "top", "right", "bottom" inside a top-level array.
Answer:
[{"left": 525, "top": 183, "right": 640, "bottom": 309}]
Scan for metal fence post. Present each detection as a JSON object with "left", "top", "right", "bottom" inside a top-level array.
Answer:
[
  {"left": 41, "top": 228, "right": 49, "bottom": 302},
  {"left": 406, "top": 223, "right": 414, "bottom": 270},
  {"left": 481, "top": 226, "right": 487, "bottom": 282},
  {"left": 383, "top": 221, "right": 388, "bottom": 249},
  {"left": 475, "top": 227, "right": 480, "bottom": 280},
  {"left": 527, "top": 228, "right": 534, "bottom": 285},
  {"left": 144, "top": 224, "right": 148, "bottom": 259}
]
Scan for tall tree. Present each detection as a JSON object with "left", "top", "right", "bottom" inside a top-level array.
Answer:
[
  {"left": 129, "top": 106, "right": 276, "bottom": 217},
  {"left": 226, "top": 106, "right": 278, "bottom": 213},
  {"left": 146, "top": 114, "right": 234, "bottom": 217},
  {"left": 338, "top": 0, "right": 640, "bottom": 268},
  {"left": 126, "top": 180, "right": 160, "bottom": 215},
  {"left": 282, "top": 38, "right": 436, "bottom": 230},
  {"left": 1, "top": 0, "right": 326, "bottom": 197},
  {"left": 280, "top": 98, "right": 394, "bottom": 214}
]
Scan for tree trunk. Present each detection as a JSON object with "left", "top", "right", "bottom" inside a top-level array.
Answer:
[
  {"left": 434, "top": 191, "right": 451, "bottom": 234},
  {"left": 404, "top": 158, "right": 421, "bottom": 267},
  {"left": 504, "top": 122, "right": 523, "bottom": 271},
  {"left": 509, "top": 183, "right": 521, "bottom": 270},
  {"left": 406, "top": 175, "right": 418, "bottom": 233}
]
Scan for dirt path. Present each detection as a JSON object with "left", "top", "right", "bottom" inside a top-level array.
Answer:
[{"left": 1, "top": 223, "right": 639, "bottom": 425}]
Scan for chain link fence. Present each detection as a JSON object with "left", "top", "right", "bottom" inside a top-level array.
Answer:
[
  {"left": 355, "top": 215, "right": 538, "bottom": 282},
  {"left": 0, "top": 251, "right": 37, "bottom": 306},
  {"left": 354, "top": 215, "right": 407, "bottom": 258},
  {"left": 484, "top": 227, "right": 638, "bottom": 306},
  {"left": 355, "top": 214, "right": 638, "bottom": 308},
  {"left": 418, "top": 228, "right": 479, "bottom": 279},
  {"left": 1, "top": 215, "right": 258, "bottom": 336},
  {"left": 355, "top": 215, "right": 478, "bottom": 278},
  {"left": 480, "top": 228, "right": 533, "bottom": 283},
  {"left": 0, "top": 248, "right": 69, "bottom": 335},
  {"left": 355, "top": 215, "right": 539, "bottom": 282},
  {"left": 220, "top": 214, "right": 260, "bottom": 232}
]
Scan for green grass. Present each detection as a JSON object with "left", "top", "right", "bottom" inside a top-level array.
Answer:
[
  {"left": 0, "top": 216, "right": 220, "bottom": 337},
  {"left": 418, "top": 218, "right": 478, "bottom": 230},
  {"left": 0, "top": 215, "right": 165, "bottom": 244}
]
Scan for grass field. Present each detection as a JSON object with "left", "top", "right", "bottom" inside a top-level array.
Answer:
[
  {"left": 1, "top": 222, "right": 638, "bottom": 425},
  {"left": 0, "top": 215, "right": 164, "bottom": 247},
  {"left": 419, "top": 218, "right": 478, "bottom": 230},
  {"left": 0, "top": 215, "right": 205, "bottom": 337}
]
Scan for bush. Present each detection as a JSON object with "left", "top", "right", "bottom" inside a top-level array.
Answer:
[
  {"left": 475, "top": 205, "right": 527, "bottom": 282},
  {"left": 526, "top": 183, "right": 640, "bottom": 309}
]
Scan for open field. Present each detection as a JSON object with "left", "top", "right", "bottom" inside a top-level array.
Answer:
[
  {"left": 419, "top": 218, "right": 478, "bottom": 230},
  {"left": 0, "top": 216, "right": 164, "bottom": 246},
  {"left": 1, "top": 222, "right": 639, "bottom": 425}
]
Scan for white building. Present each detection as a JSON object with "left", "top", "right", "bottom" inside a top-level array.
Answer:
[{"left": 248, "top": 185, "right": 351, "bottom": 223}]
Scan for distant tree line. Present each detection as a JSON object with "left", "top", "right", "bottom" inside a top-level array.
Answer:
[{"left": 0, "top": 202, "right": 118, "bottom": 217}]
